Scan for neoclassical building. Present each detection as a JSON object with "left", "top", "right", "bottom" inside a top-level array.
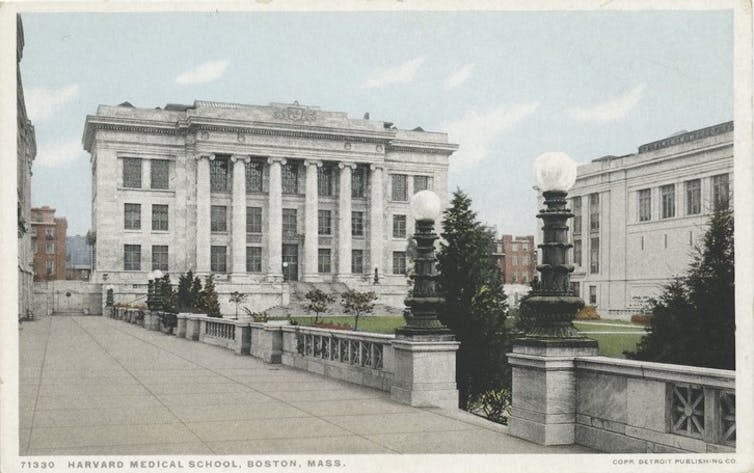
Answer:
[
  {"left": 568, "top": 121, "right": 733, "bottom": 318},
  {"left": 83, "top": 100, "right": 456, "bottom": 310}
]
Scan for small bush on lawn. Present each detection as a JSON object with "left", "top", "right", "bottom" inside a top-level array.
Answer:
[
  {"left": 575, "top": 305, "right": 601, "bottom": 320},
  {"left": 630, "top": 314, "right": 653, "bottom": 325}
]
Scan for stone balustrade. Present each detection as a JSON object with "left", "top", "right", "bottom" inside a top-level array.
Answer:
[{"left": 192, "top": 316, "right": 251, "bottom": 355}]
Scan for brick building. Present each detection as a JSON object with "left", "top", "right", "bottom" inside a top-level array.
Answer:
[
  {"left": 30, "top": 207, "right": 68, "bottom": 281},
  {"left": 496, "top": 234, "right": 537, "bottom": 285}
]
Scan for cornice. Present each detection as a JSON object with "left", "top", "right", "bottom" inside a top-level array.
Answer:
[{"left": 386, "top": 140, "right": 459, "bottom": 155}]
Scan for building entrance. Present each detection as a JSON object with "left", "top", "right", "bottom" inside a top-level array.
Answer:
[{"left": 282, "top": 244, "right": 299, "bottom": 281}]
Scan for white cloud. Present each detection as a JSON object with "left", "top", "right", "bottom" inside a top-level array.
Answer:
[
  {"left": 445, "top": 63, "right": 475, "bottom": 90},
  {"left": 444, "top": 102, "right": 540, "bottom": 170},
  {"left": 25, "top": 84, "right": 79, "bottom": 122},
  {"left": 175, "top": 60, "right": 229, "bottom": 85},
  {"left": 35, "top": 139, "right": 86, "bottom": 167},
  {"left": 362, "top": 56, "right": 425, "bottom": 89},
  {"left": 566, "top": 83, "right": 647, "bottom": 123}
]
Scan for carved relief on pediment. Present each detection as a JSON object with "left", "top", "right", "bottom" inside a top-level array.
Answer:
[{"left": 272, "top": 106, "right": 317, "bottom": 123}]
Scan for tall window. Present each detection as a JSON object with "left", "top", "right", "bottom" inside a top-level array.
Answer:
[
  {"left": 46, "top": 260, "right": 54, "bottom": 275},
  {"left": 211, "top": 246, "right": 227, "bottom": 273},
  {"left": 246, "top": 207, "right": 262, "bottom": 233},
  {"left": 685, "top": 179, "right": 701, "bottom": 215},
  {"left": 282, "top": 162, "right": 298, "bottom": 194},
  {"left": 393, "top": 251, "right": 407, "bottom": 275},
  {"left": 124, "top": 203, "right": 141, "bottom": 230},
  {"left": 45, "top": 228, "right": 53, "bottom": 238},
  {"left": 352, "top": 211, "right": 365, "bottom": 236},
  {"left": 318, "top": 210, "right": 332, "bottom": 235},
  {"left": 318, "top": 166, "right": 333, "bottom": 196},
  {"left": 393, "top": 214, "right": 407, "bottom": 238},
  {"left": 590, "top": 237, "right": 600, "bottom": 274},
  {"left": 124, "top": 244, "right": 141, "bottom": 271},
  {"left": 352, "top": 249, "right": 364, "bottom": 273},
  {"left": 246, "top": 161, "right": 263, "bottom": 193},
  {"left": 712, "top": 174, "right": 730, "bottom": 210},
  {"left": 150, "top": 160, "right": 169, "bottom": 189},
  {"left": 210, "top": 156, "right": 230, "bottom": 192},
  {"left": 123, "top": 158, "right": 142, "bottom": 188},
  {"left": 210, "top": 206, "right": 227, "bottom": 232},
  {"left": 414, "top": 175, "right": 430, "bottom": 192},
  {"left": 589, "top": 193, "right": 600, "bottom": 232},
  {"left": 589, "top": 286, "right": 597, "bottom": 305},
  {"left": 246, "top": 247, "right": 262, "bottom": 273},
  {"left": 661, "top": 184, "right": 675, "bottom": 219},
  {"left": 46, "top": 242, "right": 54, "bottom": 254},
  {"left": 572, "top": 196, "right": 582, "bottom": 235},
  {"left": 391, "top": 174, "right": 408, "bottom": 201},
  {"left": 638, "top": 189, "right": 651, "bottom": 222},
  {"left": 151, "top": 204, "right": 168, "bottom": 231},
  {"left": 152, "top": 245, "right": 168, "bottom": 271},
  {"left": 282, "top": 209, "right": 297, "bottom": 236},
  {"left": 352, "top": 166, "right": 366, "bottom": 198},
  {"left": 573, "top": 239, "right": 582, "bottom": 266},
  {"left": 318, "top": 249, "right": 331, "bottom": 273},
  {"left": 570, "top": 282, "right": 580, "bottom": 297}
]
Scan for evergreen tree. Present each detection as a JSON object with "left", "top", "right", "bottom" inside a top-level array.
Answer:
[
  {"left": 176, "top": 270, "right": 193, "bottom": 312},
  {"left": 626, "top": 208, "right": 734, "bottom": 369},
  {"left": 158, "top": 273, "right": 176, "bottom": 313},
  {"left": 436, "top": 190, "right": 510, "bottom": 410},
  {"left": 200, "top": 275, "right": 221, "bottom": 317},
  {"left": 190, "top": 275, "right": 202, "bottom": 312}
]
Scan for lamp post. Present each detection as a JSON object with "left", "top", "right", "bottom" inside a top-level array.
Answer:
[{"left": 395, "top": 190, "right": 453, "bottom": 340}]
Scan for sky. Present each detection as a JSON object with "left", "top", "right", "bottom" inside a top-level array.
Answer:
[{"left": 20, "top": 10, "right": 733, "bottom": 237}]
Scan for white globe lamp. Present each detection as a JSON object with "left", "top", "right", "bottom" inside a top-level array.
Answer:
[
  {"left": 534, "top": 152, "right": 577, "bottom": 192},
  {"left": 410, "top": 190, "right": 442, "bottom": 222}
]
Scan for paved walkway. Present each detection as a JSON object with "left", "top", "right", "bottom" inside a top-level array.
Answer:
[{"left": 19, "top": 315, "right": 593, "bottom": 455}]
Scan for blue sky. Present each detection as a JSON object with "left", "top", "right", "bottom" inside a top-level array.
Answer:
[{"left": 20, "top": 10, "right": 733, "bottom": 237}]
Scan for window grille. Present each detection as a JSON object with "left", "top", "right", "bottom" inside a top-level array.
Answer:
[
  {"left": 282, "top": 209, "right": 297, "bottom": 237},
  {"left": 318, "top": 249, "right": 331, "bottom": 273},
  {"left": 150, "top": 160, "right": 169, "bottom": 189},
  {"left": 589, "top": 193, "right": 600, "bottom": 231},
  {"left": 685, "top": 180, "right": 701, "bottom": 215},
  {"left": 282, "top": 162, "right": 298, "bottom": 194},
  {"left": 123, "top": 158, "right": 142, "bottom": 188},
  {"left": 572, "top": 196, "right": 582, "bottom": 234},
  {"left": 393, "top": 251, "right": 407, "bottom": 275},
  {"left": 391, "top": 174, "right": 408, "bottom": 201},
  {"left": 246, "top": 160, "right": 263, "bottom": 193},
  {"left": 638, "top": 189, "right": 652, "bottom": 221},
  {"left": 318, "top": 166, "right": 333, "bottom": 196},
  {"left": 393, "top": 214, "right": 406, "bottom": 238},
  {"left": 318, "top": 210, "right": 332, "bottom": 235},
  {"left": 414, "top": 175, "right": 430, "bottom": 192},
  {"left": 661, "top": 184, "right": 675, "bottom": 219},
  {"left": 152, "top": 245, "right": 168, "bottom": 271},
  {"left": 211, "top": 246, "right": 227, "bottom": 273},
  {"left": 351, "top": 166, "right": 366, "bottom": 198},
  {"left": 352, "top": 249, "right": 364, "bottom": 273},
  {"left": 124, "top": 244, "right": 141, "bottom": 271},
  {"left": 151, "top": 204, "right": 168, "bottom": 231},
  {"left": 210, "top": 156, "right": 230, "bottom": 192},
  {"left": 124, "top": 203, "right": 141, "bottom": 230},
  {"left": 712, "top": 174, "right": 730, "bottom": 210},
  {"left": 211, "top": 206, "right": 227, "bottom": 232},
  {"left": 352, "top": 211, "right": 364, "bottom": 236},
  {"left": 246, "top": 246, "right": 262, "bottom": 272},
  {"left": 590, "top": 237, "right": 600, "bottom": 274},
  {"left": 246, "top": 207, "right": 262, "bottom": 233}
]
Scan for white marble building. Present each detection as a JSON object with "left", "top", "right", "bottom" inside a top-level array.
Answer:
[
  {"left": 568, "top": 121, "right": 733, "bottom": 319},
  {"left": 83, "top": 100, "right": 456, "bottom": 311}
]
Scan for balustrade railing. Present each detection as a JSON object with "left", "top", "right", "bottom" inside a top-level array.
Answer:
[
  {"left": 669, "top": 382, "right": 736, "bottom": 447},
  {"left": 295, "top": 329, "right": 386, "bottom": 370},
  {"left": 205, "top": 320, "right": 236, "bottom": 340}
]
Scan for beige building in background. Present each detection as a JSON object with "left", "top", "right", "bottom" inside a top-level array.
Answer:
[
  {"left": 83, "top": 100, "right": 456, "bottom": 311},
  {"left": 569, "top": 121, "right": 733, "bottom": 319}
]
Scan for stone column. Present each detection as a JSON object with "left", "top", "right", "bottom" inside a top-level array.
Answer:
[
  {"left": 303, "top": 160, "right": 322, "bottom": 282},
  {"left": 266, "top": 157, "right": 286, "bottom": 282},
  {"left": 231, "top": 155, "right": 249, "bottom": 279},
  {"left": 369, "top": 164, "right": 384, "bottom": 280},
  {"left": 337, "top": 162, "right": 356, "bottom": 280},
  {"left": 195, "top": 154, "right": 213, "bottom": 274}
]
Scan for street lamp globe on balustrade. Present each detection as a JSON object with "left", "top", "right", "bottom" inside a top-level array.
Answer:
[
  {"left": 395, "top": 190, "right": 454, "bottom": 340},
  {"left": 523, "top": 152, "right": 596, "bottom": 341}
]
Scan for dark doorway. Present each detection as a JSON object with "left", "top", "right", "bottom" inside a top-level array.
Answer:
[{"left": 282, "top": 244, "right": 299, "bottom": 281}]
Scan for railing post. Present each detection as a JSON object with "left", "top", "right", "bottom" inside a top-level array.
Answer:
[{"left": 233, "top": 321, "right": 251, "bottom": 356}]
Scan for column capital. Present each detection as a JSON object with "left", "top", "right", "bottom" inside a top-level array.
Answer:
[
  {"left": 369, "top": 164, "right": 385, "bottom": 172},
  {"left": 338, "top": 162, "right": 358, "bottom": 170},
  {"left": 267, "top": 157, "right": 287, "bottom": 166},
  {"left": 304, "top": 159, "right": 323, "bottom": 168},
  {"left": 231, "top": 154, "right": 251, "bottom": 164},
  {"left": 196, "top": 153, "right": 215, "bottom": 161}
]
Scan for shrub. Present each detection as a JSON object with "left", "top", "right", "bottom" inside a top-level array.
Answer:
[
  {"left": 200, "top": 275, "right": 221, "bottom": 317},
  {"left": 242, "top": 307, "right": 269, "bottom": 322},
  {"left": 468, "top": 388, "right": 512, "bottom": 425},
  {"left": 575, "top": 305, "right": 600, "bottom": 320},
  {"left": 630, "top": 314, "right": 653, "bottom": 325},
  {"left": 229, "top": 291, "right": 248, "bottom": 318},
  {"left": 340, "top": 289, "right": 377, "bottom": 331},
  {"left": 314, "top": 321, "right": 353, "bottom": 331},
  {"left": 305, "top": 289, "right": 334, "bottom": 323}
]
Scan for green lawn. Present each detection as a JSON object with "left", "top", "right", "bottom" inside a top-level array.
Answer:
[
  {"left": 286, "top": 315, "right": 404, "bottom": 333},
  {"left": 585, "top": 333, "right": 646, "bottom": 357}
]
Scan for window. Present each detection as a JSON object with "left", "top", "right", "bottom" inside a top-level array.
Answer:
[
  {"left": 573, "top": 239, "right": 582, "bottom": 266},
  {"left": 570, "top": 282, "right": 580, "bottom": 297},
  {"left": 393, "top": 251, "right": 407, "bottom": 275},
  {"left": 589, "top": 286, "right": 597, "bottom": 305},
  {"left": 590, "top": 237, "right": 600, "bottom": 274},
  {"left": 210, "top": 206, "right": 227, "bottom": 232},
  {"left": 683, "top": 180, "right": 701, "bottom": 215},
  {"left": 150, "top": 160, "right": 169, "bottom": 189},
  {"left": 352, "top": 249, "right": 364, "bottom": 273},
  {"left": 414, "top": 175, "right": 430, "bottom": 193},
  {"left": 352, "top": 166, "right": 366, "bottom": 198},
  {"left": 46, "top": 242, "right": 54, "bottom": 254},
  {"left": 638, "top": 189, "right": 651, "bottom": 221},
  {"left": 393, "top": 214, "right": 407, "bottom": 238},
  {"left": 46, "top": 260, "right": 54, "bottom": 275},
  {"left": 282, "top": 209, "right": 297, "bottom": 236},
  {"left": 30, "top": 227, "right": 36, "bottom": 237},
  {"left": 713, "top": 174, "right": 730, "bottom": 210},
  {"left": 661, "top": 184, "right": 675, "bottom": 219},
  {"left": 318, "top": 166, "right": 333, "bottom": 196},
  {"left": 124, "top": 244, "right": 141, "bottom": 271},
  {"left": 282, "top": 162, "right": 298, "bottom": 194},
  {"left": 589, "top": 193, "right": 600, "bottom": 232},
  {"left": 318, "top": 249, "right": 331, "bottom": 273},
  {"left": 45, "top": 228, "right": 53, "bottom": 238},
  {"left": 246, "top": 207, "right": 262, "bottom": 233},
  {"left": 211, "top": 246, "right": 227, "bottom": 273},
  {"left": 572, "top": 196, "right": 582, "bottom": 235},
  {"left": 391, "top": 174, "right": 408, "bottom": 201},
  {"left": 352, "top": 211, "right": 365, "bottom": 236},
  {"left": 152, "top": 245, "right": 168, "bottom": 271},
  {"left": 246, "top": 247, "right": 262, "bottom": 273},
  {"left": 124, "top": 203, "right": 141, "bottom": 230},
  {"left": 513, "top": 256, "right": 518, "bottom": 266},
  {"left": 210, "top": 156, "right": 230, "bottom": 192},
  {"left": 123, "top": 158, "right": 142, "bottom": 188},
  {"left": 32, "top": 240, "right": 37, "bottom": 253},
  {"left": 246, "top": 161, "right": 263, "bottom": 193},
  {"left": 318, "top": 210, "right": 332, "bottom": 235},
  {"left": 152, "top": 204, "right": 168, "bottom": 231}
]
